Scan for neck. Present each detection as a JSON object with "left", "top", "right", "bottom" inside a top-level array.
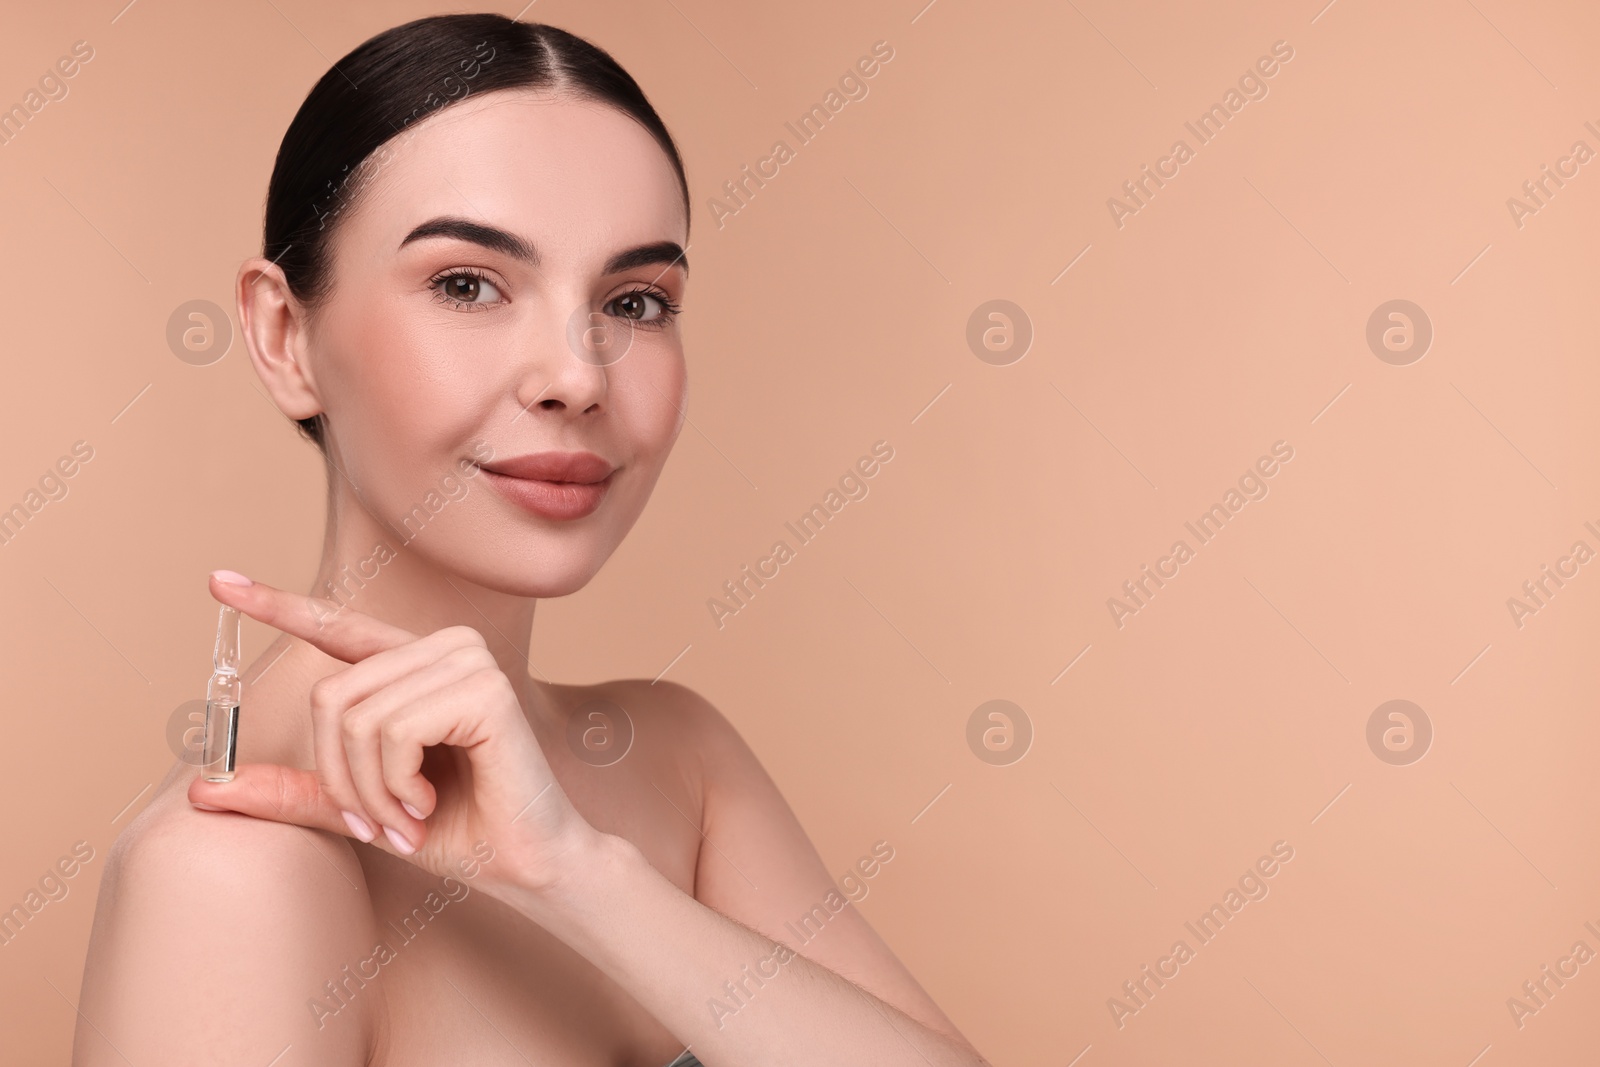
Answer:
[
  {"left": 241, "top": 476, "right": 559, "bottom": 753},
  {"left": 310, "top": 529, "right": 539, "bottom": 689}
]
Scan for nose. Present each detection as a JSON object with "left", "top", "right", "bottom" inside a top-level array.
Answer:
[{"left": 514, "top": 303, "right": 612, "bottom": 419}]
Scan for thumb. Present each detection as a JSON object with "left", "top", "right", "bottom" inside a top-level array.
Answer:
[{"left": 187, "top": 764, "right": 349, "bottom": 838}]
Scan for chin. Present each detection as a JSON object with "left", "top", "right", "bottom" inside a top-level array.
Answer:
[
  {"left": 509, "top": 569, "right": 600, "bottom": 599},
  {"left": 485, "top": 544, "right": 614, "bottom": 599}
]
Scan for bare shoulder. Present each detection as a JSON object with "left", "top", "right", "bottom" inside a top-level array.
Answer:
[
  {"left": 76, "top": 766, "right": 383, "bottom": 1066},
  {"left": 578, "top": 676, "right": 745, "bottom": 749},
  {"left": 550, "top": 676, "right": 752, "bottom": 772}
]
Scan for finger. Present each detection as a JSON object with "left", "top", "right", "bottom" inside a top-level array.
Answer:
[
  {"left": 307, "top": 625, "right": 488, "bottom": 833},
  {"left": 340, "top": 643, "right": 495, "bottom": 847},
  {"left": 187, "top": 763, "right": 355, "bottom": 838},
  {"left": 378, "top": 667, "right": 552, "bottom": 835},
  {"left": 309, "top": 674, "right": 372, "bottom": 840},
  {"left": 312, "top": 624, "right": 490, "bottom": 713},
  {"left": 208, "top": 570, "right": 419, "bottom": 664},
  {"left": 379, "top": 667, "right": 517, "bottom": 815},
  {"left": 186, "top": 766, "right": 418, "bottom": 861}
]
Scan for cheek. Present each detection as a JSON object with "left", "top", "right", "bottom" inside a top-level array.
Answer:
[
  {"left": 316, "top": 303, "right": 498, "bottom": 522},
  {"left": 615, "top": 340, "right": 688, "bottom": 456},
  {"left": 327, "top": 302, "right": 491, "bottom": 446}
]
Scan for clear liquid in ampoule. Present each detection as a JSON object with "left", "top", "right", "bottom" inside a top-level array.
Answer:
[
  {"left": 201, "top": 604, "right": 241, "bottom": 782},
  {"left": 202, "top": 699, "right": 239, "bottom": 782}
]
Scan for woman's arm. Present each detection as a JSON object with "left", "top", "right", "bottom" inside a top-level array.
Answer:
[
  {"left": 182, "top": 575, "right": 987, "bottom": 1067},
  {"left": 501, "top": 681, "right": 987, "bottom": 1067}
]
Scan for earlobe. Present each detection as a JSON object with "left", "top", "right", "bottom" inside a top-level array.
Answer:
[{"left": 235, "top": 258, "right": 322, "bottom": 422}]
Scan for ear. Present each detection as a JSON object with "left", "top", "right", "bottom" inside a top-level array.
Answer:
[{"left": 236, "top": 257, "right": 322, "bottom": 422}]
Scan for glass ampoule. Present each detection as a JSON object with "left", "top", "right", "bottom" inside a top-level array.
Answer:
[{"left": 200, "top": 604, "right": 241, "bottom": 783}]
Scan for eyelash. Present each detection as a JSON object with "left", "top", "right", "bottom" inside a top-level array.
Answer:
[
  {"left": 426, "top": 267, "right": 683, "bottom": 327},
  {"left": 427, "top": 266, "right": 498, "bottom": 312}
]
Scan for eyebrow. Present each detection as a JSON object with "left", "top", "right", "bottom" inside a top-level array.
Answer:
[{"left": 398, "top": 215, "right": 689, "bottom": 276}]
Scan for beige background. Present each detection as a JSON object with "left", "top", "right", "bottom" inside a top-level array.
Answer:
[{"left": 2, "top": 0, "right": 1597, "bottom": 1063}]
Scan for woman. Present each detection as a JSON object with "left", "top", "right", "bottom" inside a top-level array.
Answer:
[{"left": 75, "top": 13, "right": 987, "bottom": 1067}]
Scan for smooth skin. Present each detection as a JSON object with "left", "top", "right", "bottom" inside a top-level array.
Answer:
[{"left": 74, "top": 88, "right": 988, "bottom": 1066}]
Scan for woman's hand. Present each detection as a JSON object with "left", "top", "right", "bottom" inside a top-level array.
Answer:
[{"left": 186, "top": 570, "right": 598, "bottom": 902}]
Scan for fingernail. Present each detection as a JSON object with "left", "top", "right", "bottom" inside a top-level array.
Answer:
[
  {"left": 383, "top": 825, "right": 415, "bottom": 855},
  {"left": 341, "top": 810, "right": 375, "bottom": 842},
  {"left": 192, "top": 802, "right": 227, "bottom": 812},
  {"left": 211, "top": 569, "right": 253, "bottom": 587},
  {"left": 401, "top": 801, "right": 425, "bottom": 820}
]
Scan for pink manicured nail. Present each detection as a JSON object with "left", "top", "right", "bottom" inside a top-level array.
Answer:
[
  {"left": 341, "top": 810, "right": 375, "bottom": 842},
  {"left": 401, "top": 801, "right": 425, "bottom": 820},
  {"left": 212, "top": 569, "right": 253, "bottom": 587},
  {"left": 383, "top": 825, "right": 415, "bottom": 855}
]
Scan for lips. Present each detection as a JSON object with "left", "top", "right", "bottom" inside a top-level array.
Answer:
[{"left": 476, "top": 451, "right": 616, "bottom": 521}]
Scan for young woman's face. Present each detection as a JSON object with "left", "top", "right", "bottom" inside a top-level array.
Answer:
[{"left": 303, "top": 89, "right": 689, "bottom": 597}]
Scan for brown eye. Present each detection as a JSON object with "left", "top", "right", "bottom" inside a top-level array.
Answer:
[
  {"left": 443, "top": 275, "right": 479, "bottom": 301},
  {"left": 609, "top": 290, "right": 673, "bottom": 322},
  {"left": 430, "top": 271, "right": 503, "bottom": 307},
  {"left": 614, "top": 292, "right": 649, "bottom": 319}
]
